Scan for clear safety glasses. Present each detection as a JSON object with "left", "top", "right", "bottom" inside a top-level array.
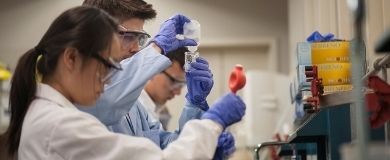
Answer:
[
  {"left": 118, "top": 25, "right": 151, "bottom": 49},
  {"left": 91, "top": 54, "right": 122, "bottom": 83},
  {"left": 162, "top": 71, "right": 186, "bottom": 90}
]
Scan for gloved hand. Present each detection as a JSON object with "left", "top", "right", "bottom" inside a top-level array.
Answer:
[
  {"left": 367, "top": 93, "right": 390, "bottom": 128},
  {"left": 370, "top": 106, "right": 390, "bottom": 128},
  {"left": 152, "top": 14, "right": 197, "bottom": 54},
  {"left": 185, "top": 57, "right": 213, "bottom": 110},
  {"left": 365, "top": 76, "right": 390, "bottom": 128},
  {"left": 213, "top": 132, "right": 236, "bottom": 160},
  {"left": 202, "top": 93, "right": 246, "bottom": 129},
  {"left": 306, "top": 31, "right": 335, "bottom": 42}
]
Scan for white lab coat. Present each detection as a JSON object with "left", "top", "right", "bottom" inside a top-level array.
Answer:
[{"left": 19, "top": 84, "right": 222, "bottom": 160}]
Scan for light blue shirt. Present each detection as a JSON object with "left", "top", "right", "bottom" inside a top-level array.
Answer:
[
  {"left": 79, "top": 45, "right": 171, "bottom": 126},
  {"left": 108, "top": 100, "right": 205, "bottom": 149}
]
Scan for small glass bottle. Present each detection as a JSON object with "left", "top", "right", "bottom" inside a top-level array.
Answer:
[{"left": 184, "top": 51, "right": 199, "bottom": 72}]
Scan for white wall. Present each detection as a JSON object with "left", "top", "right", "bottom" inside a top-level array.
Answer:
[{"left": 0, "top": 0, "right": 83, "bottom": 70}]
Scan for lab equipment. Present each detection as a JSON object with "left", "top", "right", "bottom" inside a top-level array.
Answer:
[
  {"left": 229, "top": 64, "right": 246, "bottom": 94},
  {"left": 118, "top": 25, "right": 151, "bottom": 48},
  {"left": 348, "top": 1, "right": 368, "bottom": 158},
  {"left": 183, "top": 20, "right": 201, "bottom": 52},
  {"left": 296, "top": 41, "right": 352, "bottom": 95},
  {"left": 184, "top": 51, "right": 199, "bottom": 72},
  {"left": 302, "top": 66, "right": 323, "bottom": 113},
  {"left": 182, "top": 20, "right": 201, "bottom": 72},
  {"left": 185, "top": 57, "right": 213, "bottom": 110},
  {"left": 201, "top": 93, "right": 246, "bottom": 129},
  {"left": 183, "top": 20, "right": 200, "bottom": 42},
  {"left": 311, "top": 42, "right": 350, "bottom": 64},
  {"left": 152, "top": 14, "right": 197, "bottom": 54},
  {"left": 296, "top": 41, "right": 350, "bottom": 65}
]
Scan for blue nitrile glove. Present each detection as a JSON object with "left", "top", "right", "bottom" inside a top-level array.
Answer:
[
  {"left": 152, "top": 14, "right": 197, "bottom": 54},
  {"left": 185, "top": 57, "right": 214, "bottom": 111},
  {"left": 306, "top": 31, "right": 335, "bottom": 42},
  {"left": 202, "top": 93, "right": 246, "bottom": 129},
  {"left": 213, "top": 132, "right": 236, "bottom": 160}
]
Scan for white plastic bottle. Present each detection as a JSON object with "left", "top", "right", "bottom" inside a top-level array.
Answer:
[{"left": 182, "top": 20, "right": 201, "bottom": 72}]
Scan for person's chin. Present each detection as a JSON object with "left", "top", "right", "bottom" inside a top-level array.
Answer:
[
  {"left": 168, "top": 94, "right": 175, "bottom": 99},
  {"left": 157, "top": 100, "right": 167, "bottom": 106},
  {"left": 78, "top": 99, "right": 96, "bottom": 107},
  {"left": 95, "top": 91, "right": 103, "bottom": 97}
]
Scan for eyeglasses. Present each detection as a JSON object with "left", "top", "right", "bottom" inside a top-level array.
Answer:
[
  {"left": 162, "top": 71, "right": 186, "bottom": 90},
  {"left": 118, "top": 25, "right": 151, "bottom": 49},
  {"left": 91, "top": 54, "right": 122, "bottom": 83}
]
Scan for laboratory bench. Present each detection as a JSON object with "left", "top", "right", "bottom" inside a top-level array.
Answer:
[{"left": 254, "top": 91, "right": 388, "bottom": 160}]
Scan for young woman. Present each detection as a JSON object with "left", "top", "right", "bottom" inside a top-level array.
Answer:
[{"left": 5, "top": 6, "right": 246, "bottom": 160}]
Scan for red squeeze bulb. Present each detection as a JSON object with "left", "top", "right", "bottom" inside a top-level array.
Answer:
[{"left": 229, "top": 64, "right": 246, "bottom": 94}]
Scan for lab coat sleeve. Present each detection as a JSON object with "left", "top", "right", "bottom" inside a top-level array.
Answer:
[
  {"left": 178, "top": 100, "right": 206, "bottom": 132},
  {"left": 80, "top": 45, "right": 171, "bottom": 126},
  {"left": 162, "top": 119, "right": 222, "bottom": 159},
  {"left": 50, "top": 111, "right": 163, "bottom": 160},
  {"left": 51, "top": 111, "right": 222, "bottom": 160},
  {"left": 159, "top": 100, "right": 205, "bottom": 149}
]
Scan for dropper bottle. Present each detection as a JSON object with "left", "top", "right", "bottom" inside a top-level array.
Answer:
[{"left": 183, "top": 20, "right": 201, "bottom": 72}]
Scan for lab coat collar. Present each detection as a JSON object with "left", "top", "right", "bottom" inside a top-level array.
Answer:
[
  {"left": 139, "top": 89, "right": 159, "bottom": 120},
  {"left": 36, "top": 83, "right": 76, "bottom": 109}
]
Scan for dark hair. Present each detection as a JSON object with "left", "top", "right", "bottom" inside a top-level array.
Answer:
[
  {"left": 166, "top": 47, "right": 188, "bottom": 69},
  {"left": 5, "top": 6, "right": 118, "bottom": 157},
  {"left": 82, "top": 0, "right": 157, "bottom": 22}
]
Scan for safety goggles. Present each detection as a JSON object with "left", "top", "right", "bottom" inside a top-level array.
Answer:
[
  {"left": 162, "top": 71, "right": 186, "bottom": 90},
  {"left": 91, "top": 54, "right": 122, "bottom": 83},
  {"left": 118, "top": 25, "right": 151, "bottom": 49}
]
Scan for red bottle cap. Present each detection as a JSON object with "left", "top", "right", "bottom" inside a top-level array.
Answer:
[{"left": 229, "top": 64, "right": 246, "bottom": 94}]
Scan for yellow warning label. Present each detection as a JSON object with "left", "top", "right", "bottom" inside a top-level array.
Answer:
[
  {"left": 312, "top": 41, "right": 350, "bottom": 64},
  {"left": 317, "top": 63, "right": 351, "bottom": 86},
  {"left": 323, "top": 84, "right": 353, "bottom": 94}
]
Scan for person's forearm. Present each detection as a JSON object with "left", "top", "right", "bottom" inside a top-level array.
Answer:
[{"left": 80, "top": 46, "right": 171, "bottom": 125}]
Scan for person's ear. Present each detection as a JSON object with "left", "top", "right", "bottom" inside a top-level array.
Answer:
[{"left": 62, "top": 47, "right": 80, "bottom": 72}]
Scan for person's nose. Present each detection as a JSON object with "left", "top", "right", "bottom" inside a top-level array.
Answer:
[{"left": 128, "top": 41, "right": 140, "bottom": 53}]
